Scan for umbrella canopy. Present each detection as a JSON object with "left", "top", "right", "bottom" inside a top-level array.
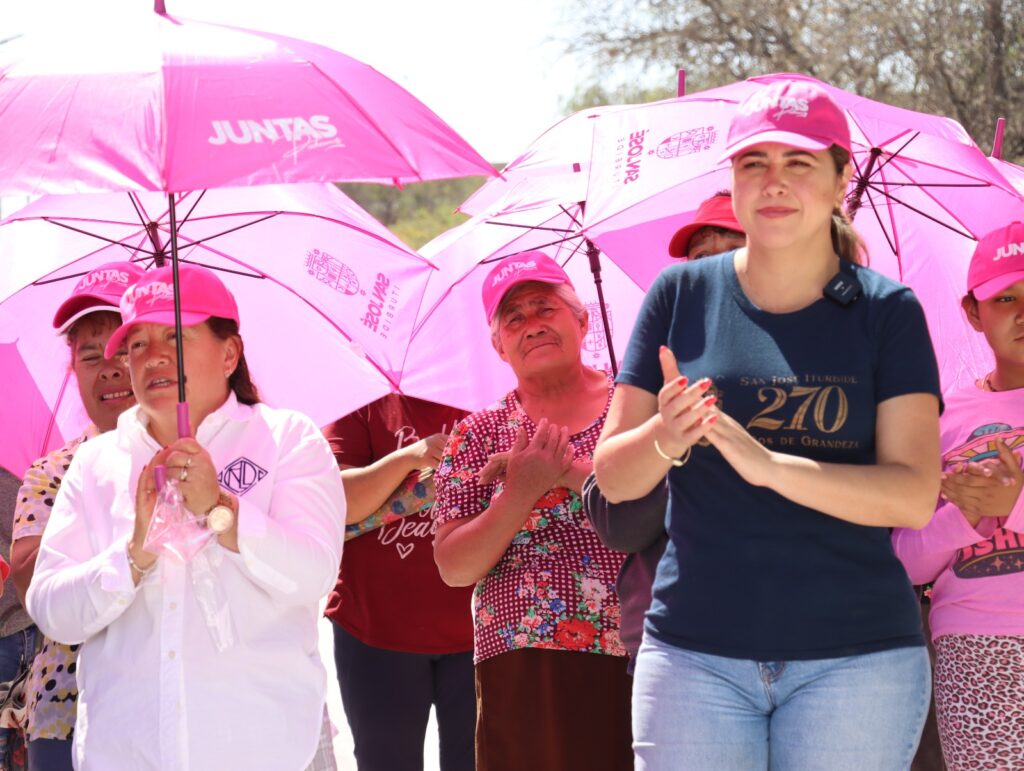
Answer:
[
  {"left": 0, "top": 183, "right": 435, "bottom": 471},
  {"left": 459, "top": 105, "right": 624, "bottom": 217},
  {"left": 992, "top": 157, "right": 1024, "bottom": 196},
  {"left": 0, "top": 342, "right": 73, "bottom": 477},
  {"left": 0, "top": 6, "right": 495, "bottom": 196},
  {"left": 582, "top": 73, "right": 1024, "bottom": 391}
]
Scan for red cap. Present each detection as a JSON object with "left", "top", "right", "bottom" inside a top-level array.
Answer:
[
  {"left": 104, "top": 264, "right": 240, "bottom": 358},
  {"left": 720, "top": 79, "right": 851, "bottom": 162},
  {"left": 667, "top": 195, "right": 745, "bottom": 258},
  {"left": 968, "top": 221, "right": 1024, "bottom": 301},
  {"left": 481, "top": 251, "right": 572, "bottom": 323},
  {"left": 52, "top": 261, "right": 146, "bottom": 333}
]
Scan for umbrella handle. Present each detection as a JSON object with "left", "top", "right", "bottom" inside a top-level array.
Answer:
[{"left": 178, "top": 402, "right": 191, "bottom": 439}]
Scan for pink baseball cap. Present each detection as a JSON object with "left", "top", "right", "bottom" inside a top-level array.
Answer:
[
  {"left": 720, "top": 79, "right": 851, "bottom": 162},
  {"left": 968, "top": 221, "right": 1024, "bottom": 301},
  {"left": 53, "top": 261, "right": 147, "bottom": 334},
  {"left": 104, "top": 264, "right": 240, "bottom": 358},
  {"left": 667, "top": 195, "right": 745, "bottom": 258},
  {"left": 482, "top": 251, "right": 573, "bottom": 323}
]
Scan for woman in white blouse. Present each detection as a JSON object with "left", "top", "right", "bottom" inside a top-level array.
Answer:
[{"left": 27, "top": 264, "right": 346, "bottom": 771}]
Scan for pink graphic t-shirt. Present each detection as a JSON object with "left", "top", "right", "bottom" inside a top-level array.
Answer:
[
  {"left": 893, "top": 385, "right": 1024, "bottom": 640},
  {"left": 433, "top": 381, "right": 627, "bottom": 664}
]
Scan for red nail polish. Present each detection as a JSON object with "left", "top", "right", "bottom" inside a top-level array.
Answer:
[
  {"left": 677, "top": 376, "right": 688, "bottom": 386},
  {"left": 705, "top": 414, "right": 718, "bottom": 425},
  {"left": 699, "top": 378, "right": 713, "bottom": 391},
  {"left": 704, "top": 395, "right": 717, "bottom": 407}
]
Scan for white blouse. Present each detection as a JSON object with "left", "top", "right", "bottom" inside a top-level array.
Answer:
[{"left": 27, "top": 395, "right": 345, "bottom": 771}]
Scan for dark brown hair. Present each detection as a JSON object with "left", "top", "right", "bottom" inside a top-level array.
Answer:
[
  {"left": 828, "top": 146, "right": 867, "bottom": 265},
  {"left": 205, "top": 317, "right": 261, "bottom": 405},
  {"left": 64, "top": 310, "right": 122, "bottom": 361}
]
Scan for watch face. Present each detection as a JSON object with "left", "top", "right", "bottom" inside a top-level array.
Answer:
[{"left": 208, "top": 506, "right": 234, "bottom": 534}]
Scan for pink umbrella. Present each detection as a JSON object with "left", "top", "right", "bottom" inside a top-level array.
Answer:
[
  {"left": 459, "top": 105, "right": 625, "bottom": 217},
  {"left": 0, "top": 342, "right": 71, "bottom": 477},
  {"left": 0, "top": 5, "right": 494, "bottom": 195},
  {"left": 582, "top": 73, "right": 1024, "bottom": 392},
  {"left": 1, "top": 2, "right": 495, "bottom": 438},
  {"left": 0, "top": 183, "right": 436, "bottom": 469}
]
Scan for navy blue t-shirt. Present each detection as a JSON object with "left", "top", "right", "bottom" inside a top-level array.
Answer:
[{"left": 617, "top": 252, "right": 941, "bottom": 660}]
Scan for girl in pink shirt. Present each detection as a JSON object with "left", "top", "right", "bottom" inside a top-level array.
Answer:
[{"left": 893, "top": 221, "right": 1024, "bottom": 771}]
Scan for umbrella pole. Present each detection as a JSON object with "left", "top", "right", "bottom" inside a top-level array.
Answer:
[
  {"left": 584, "top": 239, "right": 618, "bottom": 377},
  {"left": 846, "top": 147, "right": 882, "bottom": 221},
  {"left": 992, "top": 117, "right": 1006, "bottom": 160},
  {"left": 167, "top": 193, "right": 191, "bottom": 439}
]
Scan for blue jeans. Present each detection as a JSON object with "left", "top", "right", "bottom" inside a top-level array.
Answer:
[
  {"left": 632, "top": 634, "right": 930, "bottom": 770},
  {"left": 0, "top": 626, "right": 37, "bottom": 768}
]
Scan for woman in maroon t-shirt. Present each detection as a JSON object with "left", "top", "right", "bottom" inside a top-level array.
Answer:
[{"left": 323, "top": 394, "right": 475, "bottom": 771}]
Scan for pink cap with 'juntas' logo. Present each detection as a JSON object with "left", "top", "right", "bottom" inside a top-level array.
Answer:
[
  {"left": 481, "top": 251, "right": 573, "bottom": 323},
  {"left": 103, "top": 264, "right": 240, "bottom": 358},
  {"left": 52, "top": 261, "right": 147, "bottom": 334},
  {"left": 720, "top": 79, "right": 851, "bottom": 162},
  {"left": 968, "top": 221, "right": 1024, "bottom": 301}
]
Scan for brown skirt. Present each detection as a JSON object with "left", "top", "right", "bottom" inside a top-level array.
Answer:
[{"left": 475, "top": 647, "right": 634, "bottom": 771}]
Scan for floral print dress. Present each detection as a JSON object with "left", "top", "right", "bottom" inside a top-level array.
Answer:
[{"left": 433, "top": 381, "right": 627, "bottom": 664}]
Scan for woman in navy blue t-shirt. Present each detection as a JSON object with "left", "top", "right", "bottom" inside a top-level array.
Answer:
[{"left": 594, "top": 78, "right": 942, "bottom": 770}]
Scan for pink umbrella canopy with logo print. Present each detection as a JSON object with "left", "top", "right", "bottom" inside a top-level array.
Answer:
[
  {"left": 0, "top": 183, "right": 437, "bottom": 471},
  {"left": 0, "top": 4, "right": 495, "bottom": 195},
  {"left": 581, "top": 73, "right": 1024, "bottom": 392},
  {"left": 0, "top": 1, "right": 495, "bottom": 438}
]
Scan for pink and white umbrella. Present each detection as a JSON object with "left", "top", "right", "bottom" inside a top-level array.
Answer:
[
  {"left": 0, "top": 183, "right": 437, "bottom": 475},
  {"left": 582, "top": 73, "right": 1024, "bottom": 392},
  {"left": 459, "top": 105, "right": 625, "bottom": 218},
  {"left": 0, "top": 4, "right": 494, "bottom": 195},
  {"left": 0, "top": 2, "right": 495, "bottom": 441}
]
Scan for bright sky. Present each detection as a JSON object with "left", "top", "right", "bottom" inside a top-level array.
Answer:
[{"left": 4, "top": 0, "right": 583, "bottom": 164}]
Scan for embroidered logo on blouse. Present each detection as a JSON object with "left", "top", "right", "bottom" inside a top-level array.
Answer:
[{"left": 218, "top": 457, "right": 268, "bottom": 495}]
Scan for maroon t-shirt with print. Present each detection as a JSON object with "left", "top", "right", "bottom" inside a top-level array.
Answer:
[{"left": 323, "top": 394, "right": 474, "bottom": 654}]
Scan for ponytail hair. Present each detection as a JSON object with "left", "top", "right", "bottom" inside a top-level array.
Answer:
[
  {"left": 205, "top": 316, "right": 261, "bottom": 405},
  {"left": 828, "top": 146, "right": 868, "bottom": 266}
]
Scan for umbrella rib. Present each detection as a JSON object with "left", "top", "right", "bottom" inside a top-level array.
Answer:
[
  {"left": 558, "top": 203, "right": 585, "bottom": 230},
  {"left": 863, "top": 183, "right": 900, "bottom": 262},
  {"left": 880, "top": 157, "right": 996, "bottom": 237},
  {"left": 865, "top": 184, "right": 904, "bottom": 280},
  {"left": 176, "top": 212, "right": 284, "bottom": 249},
  {"left": 486, "top": 221, "right": 577, "bottom": 235},
  {"left": 174, "top": 257, "right": 264, "bottom": 280},
  {"left": 866, "top": 132, "right": 920, "bottom": 178},
  {"left": 41, "top": 218, "right": 160, "bottom": 256},
  {"left": 864, "top": 182, "right": 975, "bottom": 239},
  {"left": 176, "top": 190, "right": 207, "bottom": 228},
  {"left": 865, "top": 181, "right": 990, "bottom": 190}
]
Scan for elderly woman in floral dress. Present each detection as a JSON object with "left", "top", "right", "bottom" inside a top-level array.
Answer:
[{"left": 433, "top": 251, "right": 632, "bottom": 771}]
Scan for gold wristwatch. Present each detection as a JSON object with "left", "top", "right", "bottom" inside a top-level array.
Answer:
[{"left": 206, "top": 490, "right": 237, "bottom": 534}]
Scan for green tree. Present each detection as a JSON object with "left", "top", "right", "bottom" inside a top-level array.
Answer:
[
  {"left": 563, "top": 0, "right": 1024, "bottom": 161},
  {"left": 339, "top": 175, "right": 494, "bottom": 250}
]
